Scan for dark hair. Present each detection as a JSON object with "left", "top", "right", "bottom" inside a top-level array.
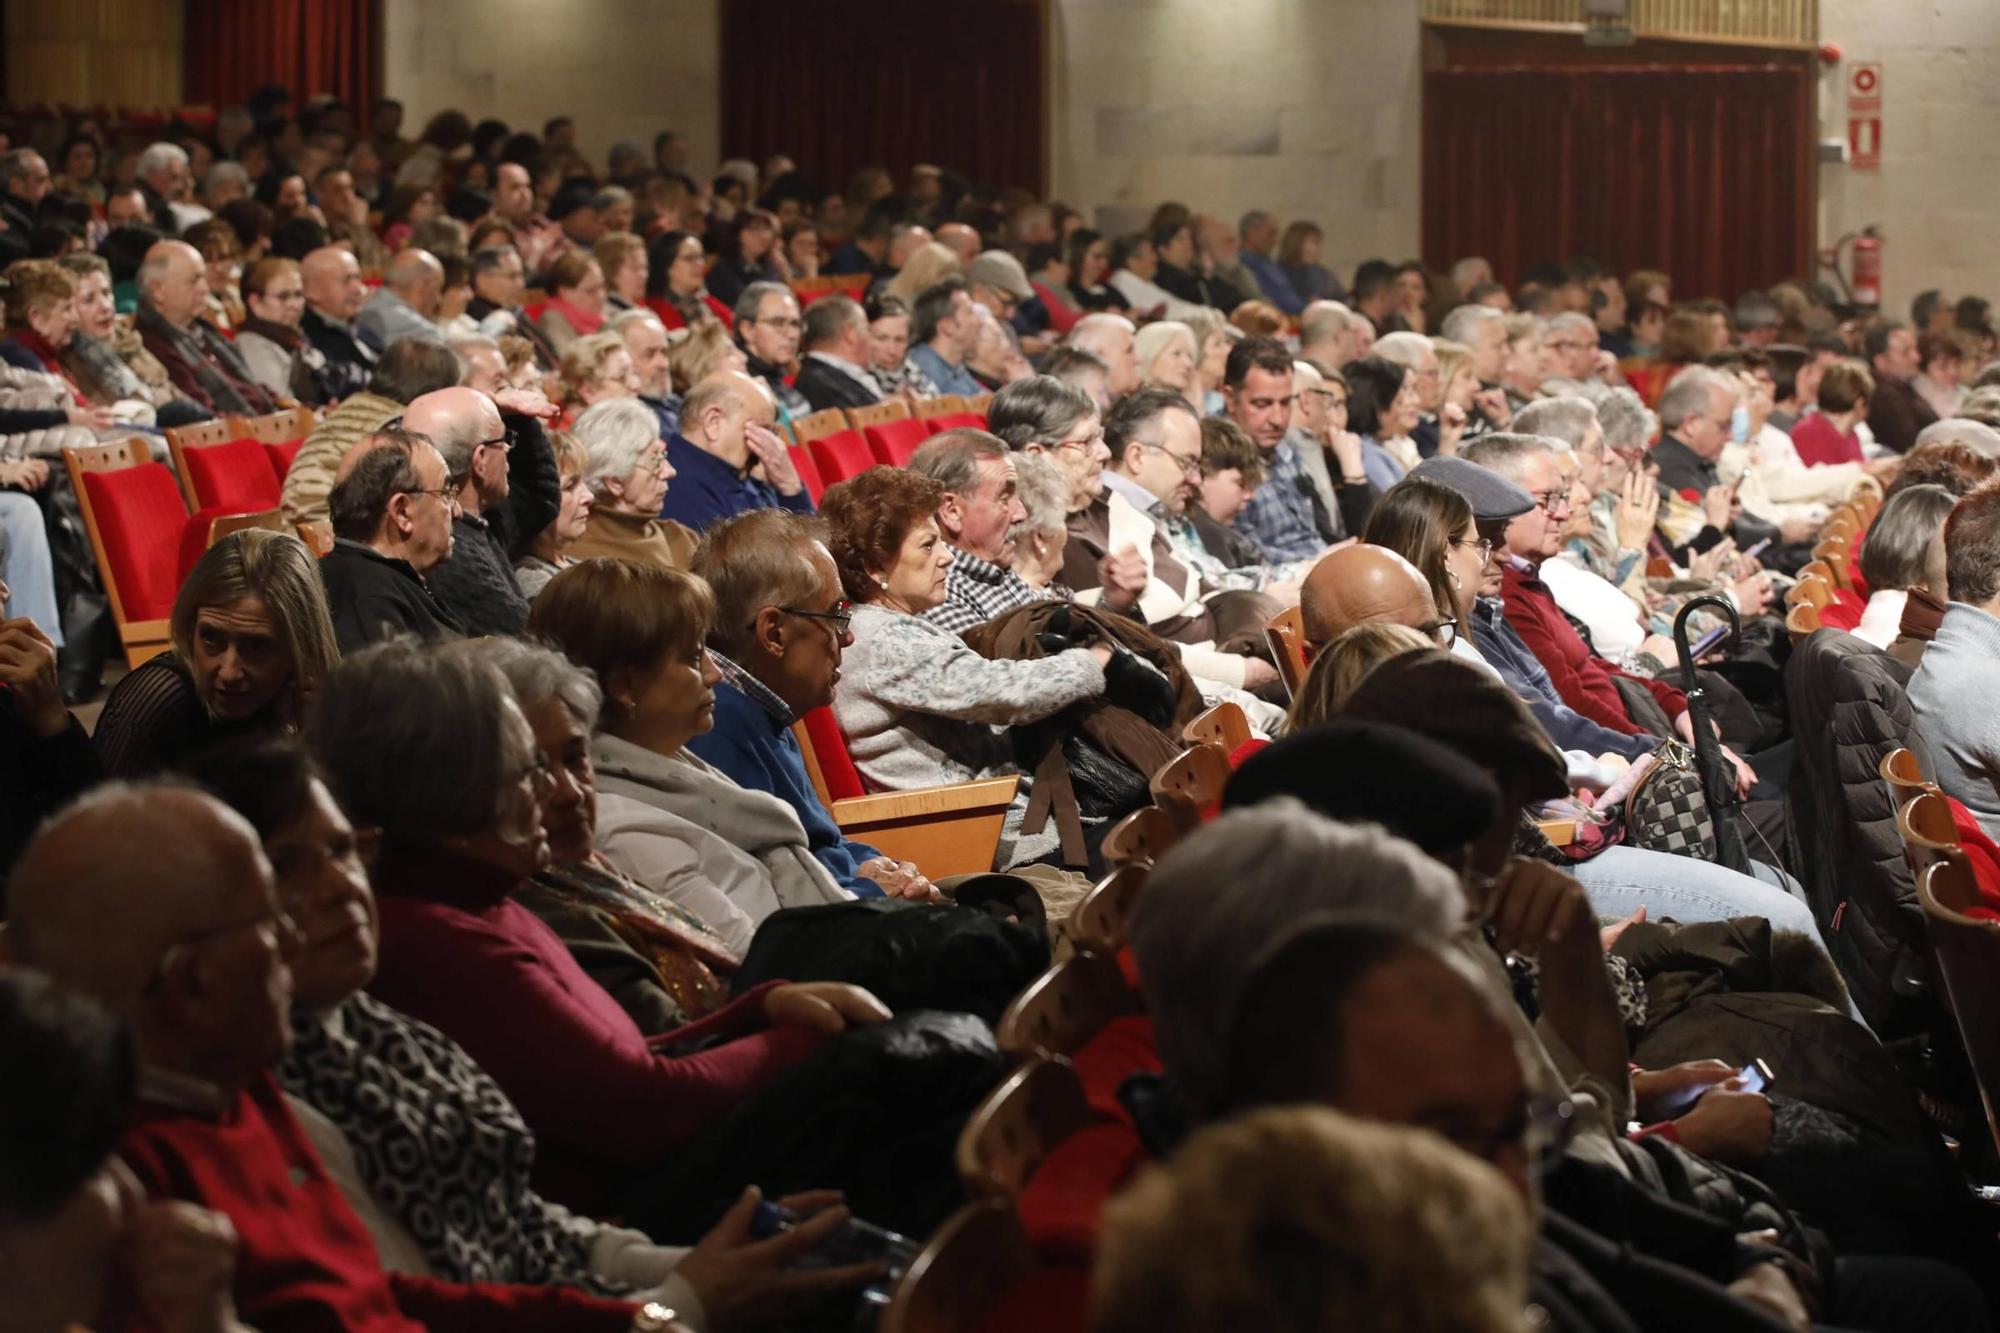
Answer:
[
  {"left": 1344, "top": 356, "right": 1410, "bottom": 438},
  {"left": 801, "top": 294, "right": 864, "bottom": 351},
  {"left": 0, "top": 968, "right": 135, "bottom": 1225},
  {"left": 864, "top": 290, "right": 909, "bottom": 324},
  {"left": 1864, "top": 320, "right": 1907, "bottom": 364},
  {"left": 1025, "top": 242, "right": 1063, "bottom": 274},
  {"left": 269, "top": 214, "right": 329, "bottom": 261},
  {"left": 1224, "top": 335, "right": 1294, "bottom": 390},
  {"left": 1350, "top": 259, "right": 1397, "bottom": 303},
  {"left": 1199, "top": 416, "right": 1264, "bottom": 487},
  {"left": 1211, "top": 917, "right": 1429, "bottom": 1119},
  {"left": 96, "top": 223, "right": 163, "bottom": 283},
  {"left": 368, "top": 337, "right": 464, "bottom": 403},
  {"left": 1859, "top": 484, "right": 1956, "bottom": 592},
  {"left": 1065, "top": 227, "right": 1104, "bottom": 281},
  {"left": 1945, "top": 484, "right": 2000, "bottom": 608},
  {"left": 1147, "top": 220, "right": 1190, "bottom": 256},
  {"left": 529, "top": 559, "right": 716, "bottom": 697},
  {"left": 1109, "top": 232, "right": 1151, "bottom": 273},
  {"left": 1766, "top": 343, "right": 1808, "bottom": 402},
  {"left": 328, "top": 430, "right": 428, "bottom": 542},
  {"left": 911, "top": 275, "right": 969, "bottom": 347},
  {"left": 1362, "top": 477, "right": 1473, "bottom": 621},
  {"left": 645, "top": 229, "right": 697, "bottom": 301},
  {"left": 819, "top": 466, "right": 947, "bottom": 604},
  {"left": 1104, "top": 386, "right": 1196, "bottom": 469},
  {"left": 183, "top": 736, "right": 324, "bottom": 842}
]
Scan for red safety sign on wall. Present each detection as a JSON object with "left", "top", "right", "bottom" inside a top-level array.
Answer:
[{"left": 1848, "top": 62, "right": 1882, "bottom": 170}]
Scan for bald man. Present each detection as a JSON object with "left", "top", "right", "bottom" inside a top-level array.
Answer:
[
  {"left": 299, "top": 244, "right": 377, "bottom": 396},
  {"left": 399, "top": 385, "right": 547, "bottom": 636},
  {"left": 134, "top": 239, "right": 277, "bottom": 415},
  {"left": 934, "top": 221, "right": 980, "bottom": 266},
  {"left": 1070, "top": 313, "right": 1139, "bottom": 398},
  {"left": 661, "top": 369, "right": 815, "bottom": 530},
  {"left": 6, "top": 784, "right": 644, "bottom": 1328},
  {"left": 356, "top": 247, "right": 445, "bottom": 353},
  {"left": 1299, "top": 544, "right": 1445, "bottom": 656}
]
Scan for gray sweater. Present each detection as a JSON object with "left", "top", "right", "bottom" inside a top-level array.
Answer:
[
  {"left": 833, "top": 604, "right": 1105, "bottom": 792},
  {"left": 1910, "top": 602, "right": 2000, "bottom": 839}
]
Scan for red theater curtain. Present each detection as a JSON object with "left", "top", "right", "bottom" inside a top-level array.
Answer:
[
  {"left": 1423, "top": 63, "right": 1810, "bottom": 298},
  {"left": 184, "top": 0, "right": 379, "bottom": 115},
  {"left": 720, "top": 0, "right": 1045, "bottom": 195}
]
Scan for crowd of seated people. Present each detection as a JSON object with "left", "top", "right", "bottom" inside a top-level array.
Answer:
[{"left": 7, "top": 88, "right": 2000, "bottom": 1333}]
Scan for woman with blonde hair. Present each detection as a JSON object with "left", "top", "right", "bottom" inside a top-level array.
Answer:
[
  {"left": 94, "top": 528, "right": 339, "bottom": 777},
  {"left": 513, "top": 430, "right": 595, "bottom": 600},
  {"left": 884, "top": 240, "right": 962, "bottom": 309},
  {"left": 1135, "top": 320, "right": 1199, "bottom": 407},
  {"left": 667, "top": 319, "right": 747, "bottom": 395},
  {"left": 1178, "top": 307, "right": 1232, "bottom": 415},
  {"left": 594, "top": 232, "right": 648, "bottom": 314},
  {"left": 1228, "top": 299, "right": 1286, "bottom": 339},
  {"left": 557, "top": 330, "right": 638, "bottom": 422}
]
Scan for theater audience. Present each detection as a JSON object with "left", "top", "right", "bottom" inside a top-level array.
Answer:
[
  {"left": 557, "top": 331, "right": 639, "bottom": 418},
  {"left": 0, "top": 966, "right": 260, "bottom": 1332},
  {"left": 280, "top": 335, "right": 462, "bottom": 536},
  {"left": 822, "top": 465, "right": 1118, "bottom": 865},
  {"left": 865, "top": 291, "right": 930, "bottom": 397},
  {"left": 529, "top": 559, "right": 854, "bottom": 956},
  {"left": 596, "top": 232, "right": 647, "bottom": 312},
  {"left": 299, "top": 244, "right": 378, "bottom": 397},
  {"left": 513, "top": 428, "right": 594, "bottom": 600},
  {"left": 534, "top": 251, "right": 609, "bottom": 358},
  {"left": 570, "top": 395, "right": 696, "bottom": 569},
  {"left": 1912, "top": 484, "right": 2000, "bottom": 839},
  {"left": 308, "top": 638, "right": 898, "bottom": 1232},
  {"left": 793, "top": 293, "right": 882, "bottom": 411},
  {"left": 7, "top": 783, "right": 644, "bottom": 1329},
  {"left": 93, "top": 529, "right": 336, "bottom": 778},
  {"left": 1866, "top": 321, "right": 1937, "bottom": 452},
  {"left": 1092, "top": 1104, "right": 1530, "bottom": 1333},
  {"left": 134, "top": 239, "right": 277, "bottom": 415},
  {"left": 910, "top": 427, "right": 1052, "bottom": 635},
  {"left": 1134, "top": 320, "right": 1198, "bottom": 407},
  {"left": 356, "top": 248, "right": 446, "bottom": 352},
  {"left": 688, "top": 509, "right": 936, "bottom": 901},
  {"left": 645, "top": 229, "right": 733, "bottom": 331},
  {"left": 1649, "top": 367, "right": 1788, "bottom": 563},
  {"left": 1792, "top": 359, "right": 1873, "bottom": 467},
  {"left": 404, "top": 386, "right": 535, "bottom": 636},
  {"left": 1229, "top": 336, "right": 1359, "bottom": 560},
  {"left": 1854, "top": 483, "right": 1956, "bottom": 649},
  {"left": 232, "top": 255, "right": 330, "bottom": 404},
  {"left": 661, "top": 369, "right": 813, "bottom": 529},
  {"left": 319, "top": 428, "right": 465, "bottom": 650},
  {"left": 0, "top": 614, "right": 99, "bottom": 882},
  {"left": 55, "top": 250, "right": 202, "bottom": 423},
  {"left": 907, "top": 276, "right": 984, "bottom": 398}
]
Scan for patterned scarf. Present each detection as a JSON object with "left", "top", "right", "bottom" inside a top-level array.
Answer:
[{"left": 279, "top": 992, "right": 615, "bottom": 1290}]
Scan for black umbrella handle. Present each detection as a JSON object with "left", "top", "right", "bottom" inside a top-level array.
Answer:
[{"left": 1671, "top": 595, "right": 1748, "bottom": 869}]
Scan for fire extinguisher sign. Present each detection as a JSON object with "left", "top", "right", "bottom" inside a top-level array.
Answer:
[{"left": 1848, "top": 63, "right": 1882, "bottom": 170}]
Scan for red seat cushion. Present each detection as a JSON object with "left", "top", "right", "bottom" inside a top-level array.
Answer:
[
  {"left": 182, "top": 438, "right": 281, "bottom": 511},
  {"left": 1946, "top": 797, "right": 2000, "bottom": 917},
  {"left": 1068, "top": 1015, "right": 1161, "bottom": 1126},
  {"left": 930, "top": 412, "right": 986, "bottom": 434},
  {"left": 863, "top": 417, "right": 933, "bottom": 467},
  {"left": 264, "top": 438, "right": 305, "bottom": 481},
  {"left": 974, "top": 1266, "right": 1091, "bottom": 1333},
  {"left": 1821, "top": 588, "right": 1866, "bottom": 632},
  {"left": 807, "top": 430, "right": 877, "bottom": 486},
  {"left": 802, "top": 706, "right": 866, "bottom": 801},
  {"left": 1015, "top": 1122, "right": 1148, "bottom": 1262},
  {"left": 81, "top": 464, "right": 189, "bottom": 621},
  {"left": 788, "top": 443, "right": 827, "bottom": 504}
]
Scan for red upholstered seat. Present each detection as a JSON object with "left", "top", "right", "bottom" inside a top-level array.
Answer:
[
  {"left": 807, "top": 430, "right": 877, "bottom": 486},
  {"left": 789, "top": 443, "right": 828, "bottom": 504},
  {"left": 973, "top": 1266, "right": 1091, "bottom": 1333},
  {"left": 81, "top": 464, "right": 189, "bottom": 622},
  {"left": 264, "top": 438, "right": 305, "bottom": 481},
  {"left": 801, "top": 706, "right": 866, "bottom": 800},
  {"left": 1946, "top": 797, "right": 2000, "bottom": 918},
  {"left": 1821, "top": 587, "right": 1866, "bottom": 632},
  {"left": 181, "top": 438, "right": 282, "bottom": 511},
  {"left": 864, "top": 416, "right": 933, "bottom": 467},
  {"left": 927, "top": 412, "right": 986, "bottom": 434}
]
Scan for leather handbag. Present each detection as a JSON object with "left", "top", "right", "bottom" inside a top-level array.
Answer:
[{"left": 1621, "top": 739, "right": 1721, "bottom": 862}]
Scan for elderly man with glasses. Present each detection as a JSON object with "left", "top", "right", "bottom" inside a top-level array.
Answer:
[
  {"left": 320, "top": 427, "right": 467, "bottom": 652},
  {"left": 404, "top": 383, "right": 563, "bottom": 638},
  {"left": 1229, "top": 336, "right": 1376, "bottom": 562}
]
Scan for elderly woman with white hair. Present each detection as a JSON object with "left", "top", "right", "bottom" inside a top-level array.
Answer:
[
  {"left": 568, "top": 395, "right": 696, "bottom": 570},
  {"left": 513, "top": 429, "right": 595, "bottom": 600},
  {"left": 1010, "top": 449, "right": 1072, "bottom": 590},
  {"left": 1135, "top": 320, "right": 1199, "bottom": 409}
]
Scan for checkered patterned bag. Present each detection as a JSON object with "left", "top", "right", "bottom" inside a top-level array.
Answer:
[{"left": 1621, "top": 740, "right": 1720, "bottom": 861}]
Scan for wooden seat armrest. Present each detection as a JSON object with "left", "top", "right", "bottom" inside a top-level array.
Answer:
[
  {"left": 1536, "top": 818, "right": 1576, "bottom": 847},
  {"left": 830, "top": 774, "right": 1021, "bottom": 879}
]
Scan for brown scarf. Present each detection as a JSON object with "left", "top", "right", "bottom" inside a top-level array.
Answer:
[{"left": 1898, "top": 586, "right": 1947, "bottom": 643}]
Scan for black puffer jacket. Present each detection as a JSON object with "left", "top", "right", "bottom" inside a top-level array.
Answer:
[{"left": 1784, "top": 628, "right": 1932, "bottom": 1033}]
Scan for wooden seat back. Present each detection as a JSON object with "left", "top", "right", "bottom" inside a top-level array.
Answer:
[
  {"left": 994, "top": 952, "right": 1140, "bottom": 1061},
  {"left": 955, "top": 1056, "right": 1091, "bottom": 1200}
]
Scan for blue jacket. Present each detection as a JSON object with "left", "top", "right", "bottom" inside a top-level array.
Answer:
[
  {"left": 684, "top": 681, "right": 885, "bottom": 896},
  {"left": 1469, "top": 598, "right": 1654, "bottom": 762},
  {"left": 1239, "top": 251, "right": 1306, "bottom": 315},
  {"left": 907, "top": 342, "right": 983, "bottom": 398},
  {"left": 657, "top": 432, "right": 814, "bottom": 532}
]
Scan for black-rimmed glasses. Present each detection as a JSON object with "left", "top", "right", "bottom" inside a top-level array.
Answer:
[{"left": 776, "top": 603, "right": 855, "bottom": 635}]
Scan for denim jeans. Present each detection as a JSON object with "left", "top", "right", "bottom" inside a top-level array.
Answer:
[
  {"left": 0, "top": 491, "right": 62, "bottom": 647},
  {"left": 1570, "top": 845, "right": 1823, "bottom": 946}
]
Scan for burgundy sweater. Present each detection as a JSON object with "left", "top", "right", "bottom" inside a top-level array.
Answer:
[
  {"left": 119, "top": 1072, "right": 635, "bottom": 1333},
  {"left": 365, "top": 841, "right": 824, "bottom": 1214},
  {"left": 1500, "top": 561, "right": 1687, "bottom": 737}
]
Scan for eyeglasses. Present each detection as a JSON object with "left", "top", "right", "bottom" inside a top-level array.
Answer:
[
  {"left": 1134, "top": 440, "right": 1201, "bottom": 478},
  {"left": 478, "top": 424, "right": 519, "bottom": 454},
  {"left": 1437, "top": 1096, "right": 1578, "bottom": 1176},
  {"left": 1419, "top": 617, "right": 1459, "bottom": 647},
  {"left": 505, "top": 751, "right": 558, "bottom": 793},
  {"left": 396, "top": 485, "right": 460, "bottom": 512},
  {"left": 157, "top": 903, "right": 303, "bottom": 980},
  {"left": 1526, "top": 489, "right": 1572, "bottom": 516},
  {"left": 1452, "top": 535, "right": 1494, "bottom": 560},
  {"left": 750, "top": 315, "right": 803, "bottom": 331},
  {"left": 777, "top": 602, "right": 855, "bottom": 635},
  {"left": 1049, "top": 429, "right": 1104, "bottom": 454}
]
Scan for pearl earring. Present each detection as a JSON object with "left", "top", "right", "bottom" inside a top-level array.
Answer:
[
  {"left": 1449, "top": 571, "right": 1464, "bottom": 590},
  {"left": 876, "top": 577, "right": 889, "bottom": 589}
]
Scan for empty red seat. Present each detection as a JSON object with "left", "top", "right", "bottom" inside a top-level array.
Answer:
[
  {"left": 864, "top": 416, "right": 933, "bottom": 467},
  {"left": 180, "top": 438, "right": 282, "bottom": 511},
  {"left": 808, "top": 429, "right": 878, "bottom": 486},
  {"left": 265, "top": 438, "right": 305, "bottom": 481},
  {"left": 789, "top": 443, "right": 828, "bottom": 504},
  {"left": 802, "top": 706, "right": 867, "bottom": 799},
  {"left": 80, "top": 463, "right": 188, "bottom": 623}
]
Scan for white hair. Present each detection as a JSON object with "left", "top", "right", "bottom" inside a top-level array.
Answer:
[
  {"left": 135, "top": 142, "right": 187, "bottom": 184},
  {"left": 1372, "top": 331, "right": 1435, "bottom": 370},
  {"left": 574, "top": 396, "right": 664, "bottom": 499},
  {"left": 608, "top": 307, "right": 667, "bottom": 337},
  {"left": 1439, "top": 303, "right": 1502, "bottom": 345},
  {"left": 1070, "top": 311, "right": 1135, "bottom": 357},
  {"left": 1130, "top": 800, "right": 1466, "bottom": 1117}
]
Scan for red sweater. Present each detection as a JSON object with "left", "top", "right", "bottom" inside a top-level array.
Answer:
[
  {"left": 366, "top": 842, "right": 824, "bottom": 1214},
  {"left": 119, "top": 1072, "right": 635, "bottom": 1333},
  {"left": 1500, "top": 562, "right": 1686, "bottom": 736},
  {"left": 1790, "top": 412, "right": 1864, "bottom": 467}
]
